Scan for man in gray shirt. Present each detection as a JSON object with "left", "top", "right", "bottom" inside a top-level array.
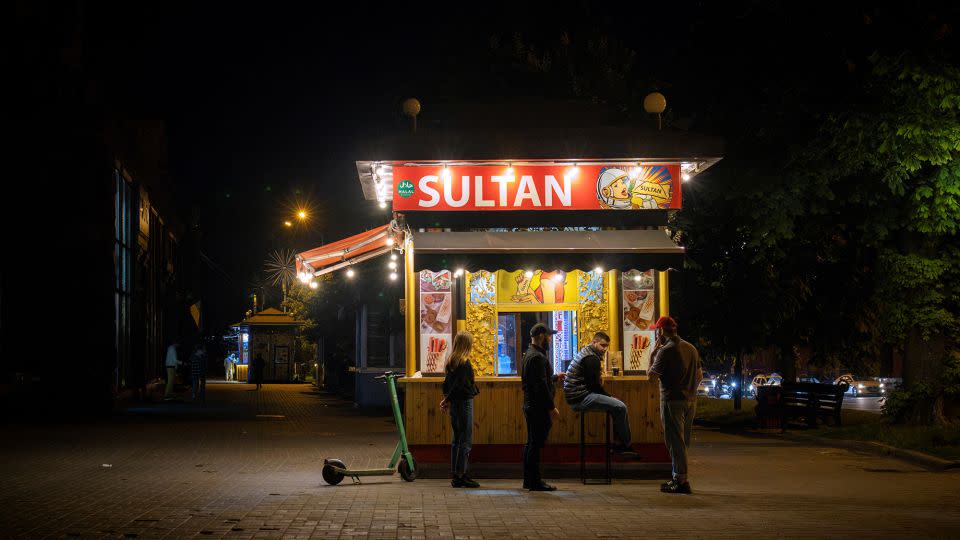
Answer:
[{"left": 648, "top": 316, "right": 702, "bottom": 494}]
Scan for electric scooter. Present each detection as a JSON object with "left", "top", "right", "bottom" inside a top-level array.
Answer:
[{"left": 322, "top": 371, "right": 417, "bottom": 484}]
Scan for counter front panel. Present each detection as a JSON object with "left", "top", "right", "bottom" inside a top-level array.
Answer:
[{"left": 401, "top": 377, "right": 663, "bottom": 446}]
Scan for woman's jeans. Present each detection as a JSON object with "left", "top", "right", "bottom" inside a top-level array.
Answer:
[{"left": 449, "top": 399, "right": 474, "bottom": 477}]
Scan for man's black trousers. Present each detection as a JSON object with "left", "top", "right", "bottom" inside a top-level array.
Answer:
[{"left": 522, "top": 407, "right": 552, "bottom": 485}]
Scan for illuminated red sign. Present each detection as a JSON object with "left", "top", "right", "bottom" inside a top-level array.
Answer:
[{"left": 392, "top": 164, "right": 681, "bottom": 212}]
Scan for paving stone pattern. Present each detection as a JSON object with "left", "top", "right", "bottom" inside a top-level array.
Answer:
[{"left": 1, "top": 383, "right": 959, "bottom": 539}]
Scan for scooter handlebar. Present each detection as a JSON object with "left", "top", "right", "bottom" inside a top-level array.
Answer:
[{"left": 374, "top": 371, "right": 396, "bottom": 380}]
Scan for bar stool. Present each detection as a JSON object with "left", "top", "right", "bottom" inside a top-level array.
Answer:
[{"left": 579, "top": 410, "right": 612, "bottom": 484}]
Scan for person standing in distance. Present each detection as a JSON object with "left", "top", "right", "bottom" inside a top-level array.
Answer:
[
  {"left": 647, "top": 316, "right": 702, "bottom": 494},
  {"left": 521, "top": 322, "right": 565, "bottom": 491},
  {"left": 164, "top": 342, "right": 180, "bottom": 400}
]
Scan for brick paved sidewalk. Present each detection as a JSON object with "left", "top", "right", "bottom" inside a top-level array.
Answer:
[{"left": 1, "top": 383, "right": 958, "bottom": 539}]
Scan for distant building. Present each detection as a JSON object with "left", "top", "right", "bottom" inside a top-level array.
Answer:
[{"left": 4, "top": 2, "right": 199, "bottom": 415}]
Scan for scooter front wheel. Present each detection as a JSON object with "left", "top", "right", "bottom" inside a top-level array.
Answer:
[
  {"left": 398, "top": 457, "right": 417, "bottom": 482},
  {"left": 322, "top": 459, "right": 346, "bottom": 485}
]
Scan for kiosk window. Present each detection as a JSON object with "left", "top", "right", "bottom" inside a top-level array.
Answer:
[{"left": 497, "top": 310, "right": 577, "bottom": 376}]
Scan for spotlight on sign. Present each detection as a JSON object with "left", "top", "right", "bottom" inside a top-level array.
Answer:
[
  {"left": 633, "top": 274, "right": 643, "bottom": 281},
  {"left": 454, "top": 268, "right": 464, "bottom": 277},
  {"left": 682, "top": 173, "right": 691, "bottom": 182},
  {"left": 594, "top": 266, "right": 604, "bottom": 274},
  {"left": 524, "top": 270, "right": 534, "bottom": 278}
]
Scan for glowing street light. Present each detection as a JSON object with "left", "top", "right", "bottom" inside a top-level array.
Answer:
[
  {"left": 297, "top": 210, "right": 308, "bottom": 220},
  {"left": 283, "top": 220, "right": 293, "bottom": 227}
]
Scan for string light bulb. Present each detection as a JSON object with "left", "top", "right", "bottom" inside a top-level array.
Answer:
[
  {"left": 389, "top": 272, "right": 398, "bottom": 281},
  {"left": 346, "top": 268, "right": 355, "bottom": 278}
]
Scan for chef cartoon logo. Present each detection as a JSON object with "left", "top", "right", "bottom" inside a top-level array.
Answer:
[{"left": 596, "top": 166, "right": 674, "bottom": 209}]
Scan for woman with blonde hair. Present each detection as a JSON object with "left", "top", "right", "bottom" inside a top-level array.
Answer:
[{"left": 440, "top": 331, "right": 480, "bottom": 487}]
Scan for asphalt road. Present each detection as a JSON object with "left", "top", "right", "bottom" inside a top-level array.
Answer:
[{"left": 841, "top": 395, "right": 885, "bottom": 413}]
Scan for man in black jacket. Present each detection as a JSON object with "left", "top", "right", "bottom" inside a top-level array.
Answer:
[
  {"left": 563, "top": 331, "right": 634, "bottom": 454},
  {"left": 521, "top": 323, "right": 564, "bottom": 491}
]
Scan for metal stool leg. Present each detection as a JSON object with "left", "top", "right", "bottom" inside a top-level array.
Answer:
[
  {"left": 581, "top": 410, "right": 613, "bottom": 485},
  {"left": 579, "top": 412, "right": 586, "bottom": 483},
  {"left": 604, "top": 411, "right": 612, "bottom": 483}
]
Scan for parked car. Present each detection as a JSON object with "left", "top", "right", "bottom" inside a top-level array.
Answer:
[
  {"left": 878, "top": 377, "right": 902, "bottom": 392},
  {"left": 697, "top": 378, "right": 717, "bottom": 397},
  {"left": 799, "top": 375, "right": 822, "bottom": 384},
  {"left": 747, "top": 374, "right": 771, "bottom": 398},
  {"left": 834, "top": 374, "right": 884, "bottom": 396}
]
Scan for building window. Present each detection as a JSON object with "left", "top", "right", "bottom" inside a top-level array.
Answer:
[{"left": 114, "top": 169, "right": 133, "bottom": 388}]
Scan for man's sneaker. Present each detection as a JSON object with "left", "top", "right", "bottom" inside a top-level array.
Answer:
[
  {"left": 460, "top": 476, "right": 480, "bottom": 488},
  {"left": 528, "top": 482, "right": 557, "bottom": 491},
  {"left": 451, "top": 476, "right": 465, "bottom": 488},
  {"left": 660, "top": 479, "right": 692, "bottom": 494}
]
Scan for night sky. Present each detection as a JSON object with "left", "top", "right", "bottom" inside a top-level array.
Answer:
[{"left": 82, "top": 2, "right": 954, "bottom": 333}]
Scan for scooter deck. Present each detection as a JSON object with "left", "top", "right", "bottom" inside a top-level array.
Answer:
[{"left": 329, "top": 467, "right": 396, "bottom": 477}]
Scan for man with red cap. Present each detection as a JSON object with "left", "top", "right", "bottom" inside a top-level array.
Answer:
[{"left": 647, "top": 316, "right": 702, "bottom": 494}]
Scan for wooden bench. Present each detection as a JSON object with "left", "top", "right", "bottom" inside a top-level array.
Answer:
[{"left": 755, "top": 382, "right": 848, "bottom": 429}]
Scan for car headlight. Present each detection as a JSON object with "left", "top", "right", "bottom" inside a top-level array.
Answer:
[
  {"left": 858, "top": 384, "right": 864, "bottom": 389},
  {"left": 880, "top": 383, "right": 885, "bottom": 388},
  {"left": 749, "top": 384, "right": 754, "bottom": 391}
]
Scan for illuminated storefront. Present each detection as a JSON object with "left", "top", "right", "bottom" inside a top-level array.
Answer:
[{"left": 298, "top": 140, "right": 721, "bottom": 472}]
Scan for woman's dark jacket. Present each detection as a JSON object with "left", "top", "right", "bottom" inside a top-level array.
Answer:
[{"left": 443, "top": 360, "right": 480, "bottom": 401}]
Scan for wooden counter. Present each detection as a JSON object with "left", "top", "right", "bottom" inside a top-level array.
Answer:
[{"left": 400, "top": 377, "right": 664, "bottom": 446}]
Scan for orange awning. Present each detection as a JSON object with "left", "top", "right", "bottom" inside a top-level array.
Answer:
[{"left": 296, "top": 224, "right": 396, "bottom": 277}]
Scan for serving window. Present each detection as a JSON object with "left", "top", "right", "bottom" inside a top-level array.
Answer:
[{"left": 416, "top": 268, "right": 663, "bottom": 378}]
